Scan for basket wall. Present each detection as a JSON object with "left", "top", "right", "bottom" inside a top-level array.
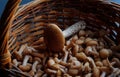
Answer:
[{"left": 9, "top": 0, "right": 120, "bottom": 53}]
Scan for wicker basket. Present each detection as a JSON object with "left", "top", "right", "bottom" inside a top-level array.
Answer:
[{"left": 0, "top": 0, "right": 120, "bottom": 77}]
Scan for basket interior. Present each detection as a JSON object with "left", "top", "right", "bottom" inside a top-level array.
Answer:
[{"left": 9, "top": 0, "right": 120, "bottom": 53}]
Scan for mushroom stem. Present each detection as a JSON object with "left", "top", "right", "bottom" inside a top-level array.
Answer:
[
  {"left": 12, "top": 59, "right": 21, "bottom": 67},
  {"left": 29, "top": 57, "right": 41, "bottom": 76},
  {"left": 100, "top": 71, "right": 106, "bottom": 77},
  {"left": 63, "top": 50, "right": 69, "bottom": 62},
  {"left": 18, "top": 44, "right": 27, "bottom": 55},
  {"left": 32, "top": 61, "right": 39, "bottom": 72},
  {"left": 23, "top": 55, "right": 30, "bottom": 66},
  {"left": 63, "top": 21, "right": 86, "bottom": 38},
  {"left": 34, "top": 70, "right": 44, "bottom": 77},
  {"left": 85, "top": 73, "right": 92, "bottom": 77},
  {"left": 85, "top": 46, "right": 99, "bottom": 57},
  {"left": 19, "top": 55, "right": 31, "bottom": 72},
  {"left": 14, "top": 44, "right": 27, "bottom": 60}
]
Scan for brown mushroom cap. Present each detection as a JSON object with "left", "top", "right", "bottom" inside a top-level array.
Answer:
[
  {"left": 86, "top": 40, "right": 98, "bottom": 46},
  {"left": 75, "top": 52, "right": 87, "bottom": 61},
  {"left": 19, "top": 63, "right": 32, "bottom": 72},
  {"left": 99, "top": 49, "right": 110, "bottom": 59},
  {"left": 44, "top": 24, "right": 65, "bottom": 52}
]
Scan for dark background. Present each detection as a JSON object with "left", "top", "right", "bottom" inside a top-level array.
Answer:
[{"left": 0, "top": 0, "right": 120, "bottom": 18}]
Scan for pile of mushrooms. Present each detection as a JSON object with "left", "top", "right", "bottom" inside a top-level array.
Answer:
[{"left": 12, "top": 23, "right": 120, "bottom": 77}]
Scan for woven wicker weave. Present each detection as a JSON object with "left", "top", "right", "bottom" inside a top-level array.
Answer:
[{"left": 0, "top": 0, "right": 120, "bottom": 77}]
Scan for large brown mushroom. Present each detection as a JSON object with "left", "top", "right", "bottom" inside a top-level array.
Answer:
[{"left": 44, "top": 24, "right": 65, "bottom": 52}]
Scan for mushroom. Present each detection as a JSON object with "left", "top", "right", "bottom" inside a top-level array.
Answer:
[
  {"left": 97, "top": 39, "right": 105, "bottom": 50},
  {"left": 13, "top": 44, "right": 27, "bottom": 60},
  {"left": 75, "top": 76, "right": 81, "bottom": 77},
  {"left": 99, "top": 66, "right": 111, "bottom": 75},
  {"left": 79, "top": 30, "right": 86, "bottom": 37},
  {"left": 12, "top": 59, "right": 21, "bottom": 67},
  {"left": 42, "top": 74, "right": 48, "bottom": 77},
  {"left": 64, "top": 73, "right": 72, "bottom": 77},
  {"left": 63, "top": 49, "right": 69, "bottom": 62},
  {"left": 68, "top": 56, "right": 82, "bottom": 69},
  {"left": 47, "top": 58, "right": 55, "bottom": 67},
  {"left": 85, "top": 39, "right": 99, "bottom": 57},
  {"left": 26, "top": 45, "right": 37, "bottom": 52},
  {"left": 45, "top": 68, "right": 57, "bottom": 74},
  {"left": 71, "top": 35, "right": 79, "bottom": 42},
  {"left": 68, "top": 56, "right": 82, "bottom": 76},
  {"left": 85, "top": 46, "right": 98, "bottom": 56},
  {"left": 65, "top": 39, "right": 75, "bottom": 50},
  {"left": 87, "top": 57, "right": 100, "bottom": 77},
  {"left": 102, "top": 59, "right": 110, "bottom": 67},
  {"left": 84, "top": 73, "right": 92, "bottom": 77},
  {"left": 111, "top": 58, "right": 120, "bottom": 67},
  {"left": 68, "top": 68, "right": 79, "bottom": 76},
  {"left": 75, "top": 52, "right": 88, "bottom": 61},
  {"left": 59, "top": 61, "right": 70, "bottom": 67},
  {"left": 19, "top": 55, "right": 32, "bottom": 72},
  {"left": 44, "top": 23, "right": 65, "bottom": 52},
  {"left": 108, "top": 68, "right": 120, "bottom": 77},
  {"left": 36, "top": 64, "right": 43, "bottom": 70},
  {"left": 54, "top": 56, "right": 61, "bottom": 64},
  {"left": 53, "top": 49, "right": 70, "bottom": 67},
  {"left": 70, "top": 60, "right": 82, "bottom": 69},
  {"left": 51, "top": 74, "right": 56, "bottom": 77},
  {"left": 84, "top": 37, "right": 92, "bottom": 44},
  {"left": 47, "top": 58, "right": 66, "bottom": 73},
  {"left": 72, "top": 44, "right": 79, "bottom": 56},
  {"left": 63, "top": 21, "right": 86, "bottom": 39},
  {"left": 29, "top": 57, "right": 41, "bottom": 76},
  {"left": 100, "top": 58, "right": 120, "bottom": 76},
  {"left": 56, "top": 69, "right": 62, "bottom": 77},
  {"left": 42, "top": 54, "right": 48, "bottom": 65},
  {"left": 82, "top": 62, "right": 91, "bottom": 73},
  {"left": 100, "top": 71, "right": 107, "bottom": 77},
  {"left": 99, "top": 49, "right": 111, "bottom": 59},
  {"left": 92, "top": 45, "right": 99, "bottom": 57},
  {"left": 95, "top": 61, "right": 103, "bottom": 67},
  {"left": 105, "top": 58, "right": 120, "bottom": 76},
  {"left": 44, "top": 21, "right": 86, "bottom": 52},
  {"left": 86, "top": 39, "right": 98, "bottom": 46},
  {"left": 34, "top": 69, "right": 44, "bottom": 77},
  {"left": 76, "top": 36, "right": 85, "bottom": 45}
]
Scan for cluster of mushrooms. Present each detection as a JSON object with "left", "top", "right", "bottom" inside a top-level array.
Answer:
[{"left": 12, "top": 24, "right": 120, "bottom": 77}]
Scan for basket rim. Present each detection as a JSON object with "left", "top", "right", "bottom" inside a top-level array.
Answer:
[{"left": 15, "top": 0, "right": 50, "bottom": 17}]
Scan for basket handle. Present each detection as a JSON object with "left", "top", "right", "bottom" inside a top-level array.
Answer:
[{"left": 0, "top": 0, "right": 21, "bottom": 69}]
